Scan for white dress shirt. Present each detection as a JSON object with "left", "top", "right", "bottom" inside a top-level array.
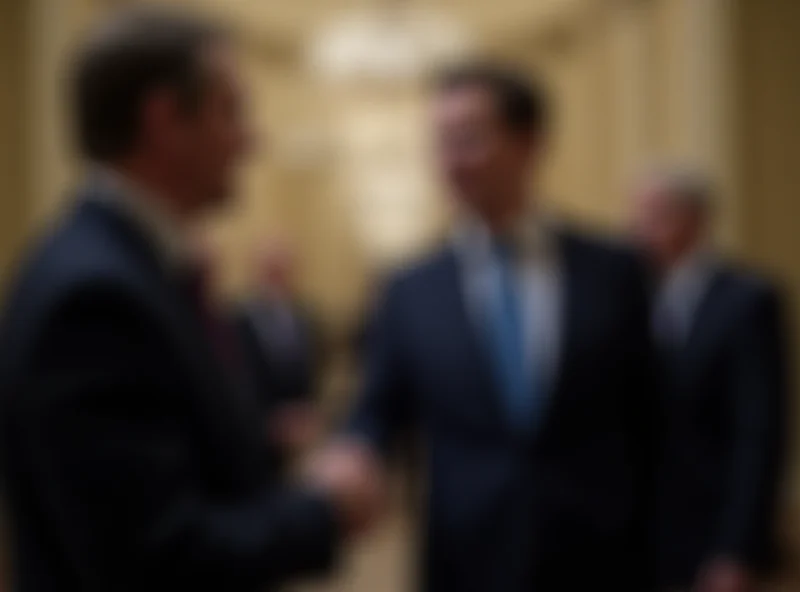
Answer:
[
  {"left": 452, "top": 210, "right": 563, "bottom": 395},
  {"left": 88, "top": 166, "right": 188, "bottom": 270},
  {"left": 653, "top": 249, "right": 717, "bottom": 347},
  {"left": 246, "top": 295, "right": 301, "bottom": 362}
]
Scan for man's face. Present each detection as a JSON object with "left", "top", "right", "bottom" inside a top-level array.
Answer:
[
  {"left": 630, "top": 184, "right": 699, "bottom": 268},
  {"left": 260, "top": 247, "right": 295, "bottom": 296},
  {"left": 432, "top": 86, "right": 532, "bottom": 212},
  {"left": 191, "top": 44, "right": 250, "bottom": 207},
  {"left": 188, "top": 234, "right": 216, "bottom": 289},
  {"left": 151, "top": 42, "right": 251, "bottom": 210}
]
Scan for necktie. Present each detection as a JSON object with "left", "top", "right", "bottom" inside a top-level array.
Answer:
[
  {"left": 270, "top": 304, "right": 299, "bottom": 357},
  {"left": 180, "top": 266, "right": 239, "bottom": 371},
  {"left": 487, "top": 241, "right": 534, "bottom": 431}
]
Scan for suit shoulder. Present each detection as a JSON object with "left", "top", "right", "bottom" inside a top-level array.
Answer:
[
  {"left": 383, "top": 247, "right": 452, "bottom": 292},
  {"left": 1, "top": 209, "right": 150, "bottom": 334},
  {"left": 717, "top": 264, "right": 783, "bottom": 310},
  {"left": 558, "top": 227, "right": 645, "bottom": 273},
  {"left": 363, "top": 247, "right": 454, "bottom": 318}
]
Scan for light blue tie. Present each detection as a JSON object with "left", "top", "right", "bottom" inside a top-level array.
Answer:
[{"left": 487, "top": 241, "right": 535, "bottom": 431}]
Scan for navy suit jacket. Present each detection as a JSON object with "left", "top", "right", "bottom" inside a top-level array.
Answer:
[
  {"left": 654, "top": 265, "right": 788, "bottom": 587},
  {"left": 349, "top": 231, "right": 658, "bottom": 592},
  {"left": 0, "top": 193, "right": 338, "bottom": 592}
]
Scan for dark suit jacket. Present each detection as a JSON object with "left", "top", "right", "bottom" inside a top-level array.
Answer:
[
  {"left": 654, "top": 265, "right": 788, "bottom": 587},
  {"left": 348, "top": 231, "right": 658, "bottom": 592},
  {"left": 234, "top": 300, "right": 318, "bottom": 413},
  {"left": 0, "top": 193, "right": 338, "bottom": 592}
]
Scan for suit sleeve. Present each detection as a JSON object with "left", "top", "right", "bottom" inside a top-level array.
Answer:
[
  {"left": 346, "top": 278, "right": 414, "bottom": 458},
  {"left": 714, "top": 286, "right": 787, "bottom": 565},
  {"left": 19, "top": 285, "right": 340, "bottom": 592},
  {"left": 620, "top": 252, "right": 660, "bottom": 586}
]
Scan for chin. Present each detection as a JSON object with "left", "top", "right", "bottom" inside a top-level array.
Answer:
[
  {"left": 451, "top": 187, "right": 478, "bottom": 205},
  {"left": 199, "top": 187, "right": 234, "bottom": 213}
]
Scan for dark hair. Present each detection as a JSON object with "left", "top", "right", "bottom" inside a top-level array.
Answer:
[
  {"left": 433, "top": 61, "right": 550, "bottom": 136},
  {"left": 71, "top": 7, "right": 226, "bottom": 161}
]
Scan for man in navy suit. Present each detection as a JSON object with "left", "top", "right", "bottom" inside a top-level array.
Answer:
[
  {"left": 630, "top": 169, "right": 788, "bottom": 592},
  {"left": 0, "top": 8, "right": 382, "bottom": 592},
  {"left": 347, "top": 63, "right": 658, "bottom": 591}
]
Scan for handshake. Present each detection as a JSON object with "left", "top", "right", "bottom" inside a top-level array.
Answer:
[{"left": 303, "top": 438, "right": 387, "bottom": 537}]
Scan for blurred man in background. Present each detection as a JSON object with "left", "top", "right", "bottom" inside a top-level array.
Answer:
[
  {"left": 0, "top": 8, "right": 382, "bottom": 592},
  {"left": 236, "top": 240, "right": 322, "bottom": 461},
  {"left": 630, "top": 169, "right": 788, "bottom": 592},
  {"left": 347, "top": 63, "right": 657, "bottom": 592}
]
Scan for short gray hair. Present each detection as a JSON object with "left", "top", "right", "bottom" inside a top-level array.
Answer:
[{"left": 643, "top": 166, "right": 714, "bottom": 217}]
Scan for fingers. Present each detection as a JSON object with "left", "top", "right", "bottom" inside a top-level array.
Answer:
[
  {"left": 304, "top": 438, "right": 386, "bottom": 537},
  {"left": 269, "top": 403, "right": 322, "bottom": 453}
]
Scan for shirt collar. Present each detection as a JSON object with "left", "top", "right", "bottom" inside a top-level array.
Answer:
[
  {"left": 88, "top": 165, "right": 188, "bottom": 269},
  {"left": 660, "top": 247, "right": 717, "bottom": 305},
  {"left": 452, "top": 204, "right": 555, "bottom": 265}
]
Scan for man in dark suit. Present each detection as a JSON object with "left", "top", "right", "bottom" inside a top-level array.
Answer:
[
  {"left": 0, "top": 8, "right": 382, "bottom": 592},
  {"left": 235, "top": 242, "right": 321, "bottom": 458},
  {"left": 346, "top": 63, "right": 658, "bottom": 591},
  {"left": 630, "top": 169, "right": 788, "bottom": 592}
]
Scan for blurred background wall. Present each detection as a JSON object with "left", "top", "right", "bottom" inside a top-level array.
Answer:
[{"left": 1, "top": 0, "right": 799, "bottom": 579}]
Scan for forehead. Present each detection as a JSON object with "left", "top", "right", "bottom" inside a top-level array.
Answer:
[
  {"left": 260, "top": 245, "right": 293, "bottom": 266},
  {"left": 201, "top": 41, "right": 240, "bottom": 88},
  {"left": 635, "top": 180, "right": 681, "bottom": 212},
  {"left": 432, "top": 85, "right": 498, "bottom": 123}
]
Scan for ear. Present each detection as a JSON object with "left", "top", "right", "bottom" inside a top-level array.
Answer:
[
  {"left": 139, "top": 88, "right": 182, "bottom": 149},
  {"left": 519, "top": 131, "right": 541, "bottom": 161}
]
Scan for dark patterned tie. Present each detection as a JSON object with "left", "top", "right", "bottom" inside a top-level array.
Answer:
[{"left": 180, "top": 266, "right": 240, "bottom": 372}]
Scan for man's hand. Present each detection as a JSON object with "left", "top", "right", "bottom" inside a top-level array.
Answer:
[
  {"left": 268, "top": 402, "right": 321, "bottom": 455},
  {"left": 304, "top": 439, "right": 385, "bottom": 537},
  {"left": 696, "top": 559, "right": 753, "bottom": 592}
]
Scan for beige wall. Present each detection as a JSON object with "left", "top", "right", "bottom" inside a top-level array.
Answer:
[
  {"left": 3, "top": 0, "right": 753, "bottom": 322},
  {"left": 736, "top": 0, "right": 800, "bottom": 287},
  {"left": 531, "top": 0, "right": 739, "bottom": 240},
  {"left": 0, "top": 0, "right": 31, "bottom": 292},
  {"left": 734, "top": 0, "right": 800, "bottom": 528}
]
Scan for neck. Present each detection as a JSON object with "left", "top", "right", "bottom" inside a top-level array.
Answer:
[
  {"left": 661, "top": 243, "right": 702, "bottom": 276},
  {"left": 478, "top": 186, "right": 528, "bottom": 235},
  {"left": 110, "top": 159, "right": 195, "bottom": 224},
  {"left": 260, "top": 284, "right": 291, "bottom": 302}
]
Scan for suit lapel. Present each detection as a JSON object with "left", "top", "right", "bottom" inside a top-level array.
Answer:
[
  {"left": 246, "top": 301, "right": 276, "bottom": 355},
  {"left": 683, "top": 269, "right": 724, "bottom": 349},
  {"left": 78, "top": 198, "right": 266, "bottom": 482},
  {"left": 678, "top": 269, "right": 726, "bottom": 378},
  {"left": 437, "top": 249, "right": 507, "bottom": 431},
  {"left": 545, "top": 234, "right": 591, "bottom": 423},
  {"left": 80, "top": 198, "right": 239, "bottom": 388}
]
